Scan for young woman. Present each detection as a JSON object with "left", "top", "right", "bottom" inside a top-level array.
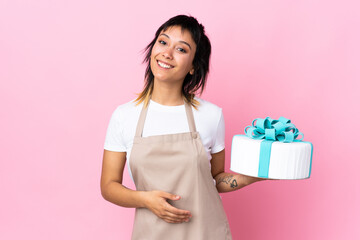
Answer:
[{"left": 101, "top": 14, "right": 265, "bottom": 240}]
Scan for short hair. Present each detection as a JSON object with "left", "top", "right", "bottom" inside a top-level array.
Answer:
[{"left": 133, "top": 14, "right": 212, "bottom": 110}]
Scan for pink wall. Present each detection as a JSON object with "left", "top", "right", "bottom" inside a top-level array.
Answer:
[{"left": 1, "top": 0, "right": 359, "bottom": 239}]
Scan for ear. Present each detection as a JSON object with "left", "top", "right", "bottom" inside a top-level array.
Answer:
[{"left": 189, "top": 67, "right": 194, "bottom": 75}]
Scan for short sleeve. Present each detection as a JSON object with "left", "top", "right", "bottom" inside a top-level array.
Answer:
[
  {"left": 103, "top": 108, "right": 127, "bottom": 152},
  {"left": 210, "top": 109, "right": 225, "bottom": 154}
]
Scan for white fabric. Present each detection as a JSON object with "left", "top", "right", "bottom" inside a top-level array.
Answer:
[{"left": 104, "top": 96, "right": 225, "bottom": 183}]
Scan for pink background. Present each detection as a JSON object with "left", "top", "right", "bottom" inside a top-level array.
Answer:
[{"left": 1, "top": 0, "right": 359, "bottom": 239}]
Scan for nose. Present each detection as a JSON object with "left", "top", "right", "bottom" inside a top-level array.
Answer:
[{"left": 162, "top": 47, "right": 173, "bottom": 59}]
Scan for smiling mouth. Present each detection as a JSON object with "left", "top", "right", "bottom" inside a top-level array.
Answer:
[{"left": 157, "top": 60, "right": 174, "bottom": 69}]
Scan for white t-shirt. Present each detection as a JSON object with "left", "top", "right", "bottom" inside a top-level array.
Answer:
[{"left": 103, "top": 96, "right": 225, "bottom": 184}]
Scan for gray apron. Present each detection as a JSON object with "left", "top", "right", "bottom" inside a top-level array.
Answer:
[{"left": 129, "top": 98, "right": 232, "bottom": 240}]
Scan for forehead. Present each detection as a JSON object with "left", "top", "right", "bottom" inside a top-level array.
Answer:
[{"left": 159, "top": 26, "right": 195, "bottom": 45}]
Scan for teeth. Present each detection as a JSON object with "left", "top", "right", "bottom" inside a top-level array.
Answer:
[{"left": 157, "top": 60, "right": 172, "bottom": 69}]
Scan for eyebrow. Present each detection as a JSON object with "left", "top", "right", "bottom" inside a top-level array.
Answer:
[{"left": 160, "top": 33, "right": 192, "bottom": 50}]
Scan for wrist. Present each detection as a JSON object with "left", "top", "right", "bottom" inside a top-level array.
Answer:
[
  {"left": 139, "top": 191, "right": 149, "bottom": 208},
  {"left": 244, "top": 175, "right": 263, "bottom": 185}
]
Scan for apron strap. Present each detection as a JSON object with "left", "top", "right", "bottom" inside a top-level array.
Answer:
[
  {"left": 135, "top": 97, "right": 197, "bottom": 137},
  {"left": 184, "top": 99, "right": 197, "bottom": 133},
  {"left": 135, "top": 100, "right": 149, "bottom": 137}
]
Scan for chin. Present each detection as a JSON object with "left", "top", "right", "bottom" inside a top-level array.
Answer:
[{"left": 153, "top": 76, "right": 172, "bottom": 82}]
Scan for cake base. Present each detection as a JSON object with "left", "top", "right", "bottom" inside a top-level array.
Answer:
[{"left": 230, "top": 135, "right": 313, "bottom": 180}]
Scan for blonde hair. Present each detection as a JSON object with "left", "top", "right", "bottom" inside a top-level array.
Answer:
[{"left": 132, "top": 81, "right": 201, "bottom": 110}]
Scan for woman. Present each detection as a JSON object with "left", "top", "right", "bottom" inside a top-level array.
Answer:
[{"left": 101, "top": 14, "right": 265, "bottom": 240}]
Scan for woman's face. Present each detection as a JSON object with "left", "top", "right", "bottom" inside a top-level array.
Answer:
[{"left": 150, "top": 25, "right": 196, "bottom": 85}]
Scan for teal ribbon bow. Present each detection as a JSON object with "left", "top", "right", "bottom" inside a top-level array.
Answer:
[
  {"left": 244, "top": 116, "right": 304, "bottom": 143},
  {"left": 244, "top": 117, "right": 304, "bottom": 178}
]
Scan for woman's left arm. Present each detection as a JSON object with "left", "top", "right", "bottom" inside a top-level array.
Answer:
[{"left": 211, "top": 149, "right": 267, "bottom": 193}]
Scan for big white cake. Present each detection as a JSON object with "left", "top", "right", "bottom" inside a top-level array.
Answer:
[{"left": 230, "top": 117, "right": 313, "bottom": 180}]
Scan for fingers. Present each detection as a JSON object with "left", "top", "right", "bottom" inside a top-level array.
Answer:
[
  {"left": 163, "top": 209, "right": 191, "bottom": 223},
  {"left": 160, "top": 192, "right": 192, "bottom": 223},
  {"left": 162, "top": 193, "right": 191, "bottom": 215},
  {"left": 160, "top": 205, "right": 192, "bottom": 223},
  {"left": 162, "top": 192, "right": 181, "bottom": 201},
  {"left": 149, "top": 191, "right": 192, "bottom": 224},
  {"left": 162, "top": 215, "right": 191, "bottom": 224},
  {"left": 165, "top": 202, "right": 192, "bottom": 217}
]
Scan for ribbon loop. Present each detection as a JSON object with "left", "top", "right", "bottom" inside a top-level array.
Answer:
[
  {"left": 244, "top": 116, "right": 304, "bottom": 143},
  {"left": 265, "top": 128, "right": 276, "bottom": 140}
]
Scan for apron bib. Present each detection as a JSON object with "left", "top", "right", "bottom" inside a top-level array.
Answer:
[{"left": 129, "top": 98, "right": 232, "bottom": 240}]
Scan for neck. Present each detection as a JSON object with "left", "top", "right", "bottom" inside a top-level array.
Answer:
[{"left": 151, "top": 79, "right": 184, "bottom": 106}]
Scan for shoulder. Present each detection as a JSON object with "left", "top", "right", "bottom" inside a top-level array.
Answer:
[
  {"left": 194, "top": 96, "right": 223, "bottom": 116},
  {"left": 110, "top": 98, "right": 143, "bottom": 122},
  {"left": 193, "top": 96, "right": 224, "bottom": 130}
]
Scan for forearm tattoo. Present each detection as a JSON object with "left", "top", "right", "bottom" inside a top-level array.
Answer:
[{"left": 217, "top": 174, "right": 238, "bottom": 188}]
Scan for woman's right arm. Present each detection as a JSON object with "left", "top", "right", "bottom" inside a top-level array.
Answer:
[
  {"left": 100, "top": 150, "right": 147, "bottom": 208},
  {"left": 100, "top": 149, "right": 192, "bottom": 223}
]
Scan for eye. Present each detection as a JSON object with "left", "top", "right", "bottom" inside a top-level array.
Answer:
[
  {"left": 178, "top": 48, "right": 187, "bottom": 53},
  {"left": 158, "top": 40, "right": 166, "bottom": 45}
]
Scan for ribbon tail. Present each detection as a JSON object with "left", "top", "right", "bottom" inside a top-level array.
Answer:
[{"left": 258, "top": 140, "right": 274, "bottom": 178}]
